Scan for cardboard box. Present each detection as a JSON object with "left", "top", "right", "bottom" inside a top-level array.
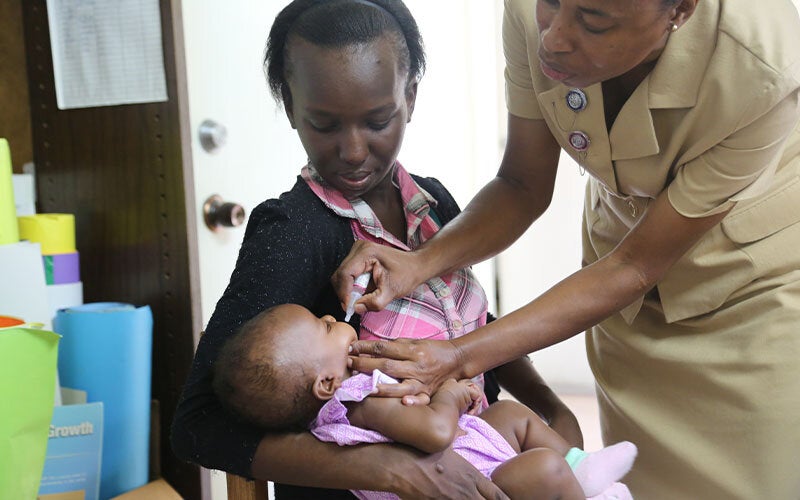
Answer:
[{"left": 110, "top": 479, "right": 182, "bottom": 499}]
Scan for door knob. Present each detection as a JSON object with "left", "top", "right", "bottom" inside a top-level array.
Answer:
[
  {"left": 203, "top": 195, "right": 245, "bottom": 231},
  {"left": 198, "top": 119, "right": 228, "bottom": 152}
]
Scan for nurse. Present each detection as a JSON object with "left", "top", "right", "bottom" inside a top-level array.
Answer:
[{"left": 335, "top": 0, "right": 800, "bottom": 498}]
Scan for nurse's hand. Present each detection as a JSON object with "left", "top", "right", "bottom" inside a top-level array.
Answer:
[
  {"left": 349, "top": 338, "right": 464, "bottom": 403},
  {"left": 333, "top": 240, "right": 427, "bottom": 313}
]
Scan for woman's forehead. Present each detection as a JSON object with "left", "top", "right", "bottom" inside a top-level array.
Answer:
[{"left": 563, "top": 0, "right": 665, "bottom": 18}]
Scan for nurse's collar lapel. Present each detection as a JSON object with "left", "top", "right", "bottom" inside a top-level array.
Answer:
[
  {"left": 648, "top": 0, "right": 718, "bottom": 110},
  {"left": 610, "top": 0, "right": 718, "bottom": 161},
  {"left": 610, "top": 80, "right": 658, "bottom": 161}
]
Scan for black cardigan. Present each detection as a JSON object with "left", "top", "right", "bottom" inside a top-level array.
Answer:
[{"left": 170, "top": 175, "right": 497, "bottom": 498}]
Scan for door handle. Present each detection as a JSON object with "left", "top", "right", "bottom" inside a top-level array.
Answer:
[
  {"left": 203, "top": 195, "right": 245, "bottom": 231},
  {"left": 198, "top": 119, "right": 228, "bottom": 152}
]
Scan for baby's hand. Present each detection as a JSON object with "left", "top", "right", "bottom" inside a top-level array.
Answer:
[
  {"left": 460, "top": 379, "right": 483, "bottom": 415},
  {"left": 439, "top": 378, "right": 473, "bottom": 412}
]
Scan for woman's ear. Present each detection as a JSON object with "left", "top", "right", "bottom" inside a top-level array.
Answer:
[
  {"left": 670, "top": 0, "right": 699, "bottom": 29},
  {"left": 312, "top": 374, "right": 342, "bottom": 401},
  {"left": 405, "top": 80, "right": 418, "bottom": 123},
  {"left": 284, "top": 92, "right": 297, "bottom": 129}
]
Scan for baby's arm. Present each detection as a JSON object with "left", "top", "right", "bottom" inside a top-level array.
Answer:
[{"left": 348, "top": 379, "right": 476, "bottom": 453}]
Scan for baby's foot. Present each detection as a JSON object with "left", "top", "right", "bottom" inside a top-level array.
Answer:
[
  {"left": 587, "top": 482, "right": 633, "bottom": 500},
  {"left": 573, "top": 441, "right": 637, "bottom": 497}
]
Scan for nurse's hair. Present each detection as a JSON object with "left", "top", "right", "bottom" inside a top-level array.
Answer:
[{"left": 264, "top": 0, "right": 425, "bottom": 107}]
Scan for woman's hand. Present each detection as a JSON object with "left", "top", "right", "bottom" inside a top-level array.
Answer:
[
  {"left": 332, "top": 240, "right": 427, "bottom": 314},
  {"left": 392, "top": 446, "right": 509, "bottom": 500},
  {"left": 349, "top": 338, "right": 465, "bottom": 402},
  {"left": 252, "top": 429, "right": 507, "bottom": 498}
]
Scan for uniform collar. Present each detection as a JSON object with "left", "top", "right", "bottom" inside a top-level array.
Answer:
[
  {"left": 591, "top": 1, "right": 719, "bottom": 161},
  {"left": 648, "top": 0, "right": 719, "bottom": 110},
  {"left": 537, "top": 1, "right": 718, "bottom": 164},
  {"left": 608, "top": 0, "right": 718, "bottom": 160}
]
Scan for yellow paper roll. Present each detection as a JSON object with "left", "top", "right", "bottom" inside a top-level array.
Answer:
[
  {"left": 18, "top": 214, "right": 76, "bottom": 254},
  {"left": 0, "top": 138, "right": 19, "bottom": 245}
]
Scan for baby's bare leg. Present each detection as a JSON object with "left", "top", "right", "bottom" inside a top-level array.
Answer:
[
  {"left": 481, "top": 400, "right": 637, "bottom": 498},
  {"left": 479, "top": 400, "right": 571, "bottom": 454},
  {"left": 492, "top": 449, "right": 585, "bottom": 500}
]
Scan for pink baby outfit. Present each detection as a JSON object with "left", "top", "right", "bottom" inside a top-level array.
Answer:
[{"left": 310, "top": 371, "right": 517, "bottom": 500}]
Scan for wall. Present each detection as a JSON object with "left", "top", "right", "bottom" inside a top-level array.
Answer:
[{"left": 0, "top": 0, "right": 33, "bottom": 172}]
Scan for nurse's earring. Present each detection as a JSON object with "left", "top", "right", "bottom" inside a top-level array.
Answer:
[{"left": 669, "top": 22, "right": 679, "bottom": 32}]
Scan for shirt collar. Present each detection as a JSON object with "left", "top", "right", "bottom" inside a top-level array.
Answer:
[
  {"left": 648, "top": 0, "right": 719, "bottom": 110},
  {"left": 301, "top": 162, "right": 439, "bottom": 245}
]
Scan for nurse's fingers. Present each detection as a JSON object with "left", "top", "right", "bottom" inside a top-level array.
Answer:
[{"left": 350, "top": 339, "right": 415, "bottom": 360}]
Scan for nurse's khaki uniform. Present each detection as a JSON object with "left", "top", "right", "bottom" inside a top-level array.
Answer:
[{"left": 504, "top": 0, "right": 800, "bottom": 498}]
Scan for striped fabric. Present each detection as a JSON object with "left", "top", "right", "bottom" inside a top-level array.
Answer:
[
  {"left": 302, "top": 162, "right": 489, "bottom": 393},
  {"left": 302, "top": 163, "right": 488, "bottom": 341}
]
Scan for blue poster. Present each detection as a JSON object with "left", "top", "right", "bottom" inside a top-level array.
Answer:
[
  {"left": 54, "top": 303, "right": 152, "bottom": 498},
  {"left": 38, "top": 402, "right": 103, "bottom": 500}
]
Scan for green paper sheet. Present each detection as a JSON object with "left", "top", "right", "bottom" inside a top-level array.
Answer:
[
  {"left": 0, "top": 326, "right": 60, "bottom": 499},
  {"left": 0, "top": 138, "right": 19, "bottom": 245}
]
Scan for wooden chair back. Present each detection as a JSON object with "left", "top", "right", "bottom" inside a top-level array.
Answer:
[{"left": 226, "top": 473, "right": 267, "bottom": 500}]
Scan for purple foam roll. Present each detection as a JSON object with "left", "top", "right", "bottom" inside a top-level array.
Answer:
[{"left": 43, "top": 252, "right": 80, "bottom": 285}]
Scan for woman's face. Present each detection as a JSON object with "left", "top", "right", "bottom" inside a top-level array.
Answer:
[
  {"left": 285, "top": 35, "right": 415, "bottom": 200},
  {"left": 536, "top": 0, "right": 678, "bottom": 88}
]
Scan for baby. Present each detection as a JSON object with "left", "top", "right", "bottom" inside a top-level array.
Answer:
[{"left": 213, "top": 304, "right": 637, "bottom": 499}]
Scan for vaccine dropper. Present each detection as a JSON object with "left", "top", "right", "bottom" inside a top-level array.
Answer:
[{"left": 344, "top": 272, "right": 371, "bottom": 322}]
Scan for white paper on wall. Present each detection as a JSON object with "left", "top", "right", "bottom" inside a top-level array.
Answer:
[{"left": 46, "top": 0, "right": 168, "bottom": 109}]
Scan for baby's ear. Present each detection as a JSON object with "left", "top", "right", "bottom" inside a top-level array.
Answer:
[{"left": 312, "top": 374, "right": 342, "bottom": 401}]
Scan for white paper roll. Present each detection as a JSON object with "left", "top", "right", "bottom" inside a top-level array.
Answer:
[
  {"left": 0, "top": 241, "right": 50, "bottom": 328},
  {"left": 46, "top": 281, "right": 84, "bottom": 326}
]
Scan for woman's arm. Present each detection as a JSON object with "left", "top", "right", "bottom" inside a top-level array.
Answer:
[
  {"left": 333, "top": 114, "right": 561, "bottom": 313},
  {"left": 453, "top": 192, "right": 731, "bottom": 379},
  {"left": 251, "top": 430, "right": 506, "bottom": 499},
  {"left": 349, "top": 183, "right": 731, "bottom": 397},
  {"left": 492, "top": 356, "right": 583, "bottom": 448}
]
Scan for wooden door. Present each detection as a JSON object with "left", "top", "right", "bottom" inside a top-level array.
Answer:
[{"left": 21, "top": 1, "right": 202, "bottom": 497}]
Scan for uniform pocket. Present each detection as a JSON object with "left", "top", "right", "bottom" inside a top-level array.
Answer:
[{"left": 721, "top": 175, "right": 800, "bottom": 243}]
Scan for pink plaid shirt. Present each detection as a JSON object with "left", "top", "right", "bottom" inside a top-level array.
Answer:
[{"left": 301, "top": 163, "right": 488, "bottom": 345}]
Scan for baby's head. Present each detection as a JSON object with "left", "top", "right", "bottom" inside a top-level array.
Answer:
[{"left": 213, "top": 304, "right": 357, "bottom": 430}]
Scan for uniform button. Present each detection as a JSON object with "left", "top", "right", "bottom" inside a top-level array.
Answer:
[
  {"left": 566, "top": 89, "right": 588, "bottom": 111},
  {"left": 568, "top": 131, "right": 590, "bottom": 152},
  {"left": 451, "top": 320, "right": 463, "bottom": 330},
  {"left": 439, "top": 288, "right": 450, "bottom": 298},
  {"left": 627, "top": 199, "right": 638, "bottom": 217}
]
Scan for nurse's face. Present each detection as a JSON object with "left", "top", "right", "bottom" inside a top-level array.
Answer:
[{"left": 536, "top": 0, "right": 690, "bottom": 88}]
